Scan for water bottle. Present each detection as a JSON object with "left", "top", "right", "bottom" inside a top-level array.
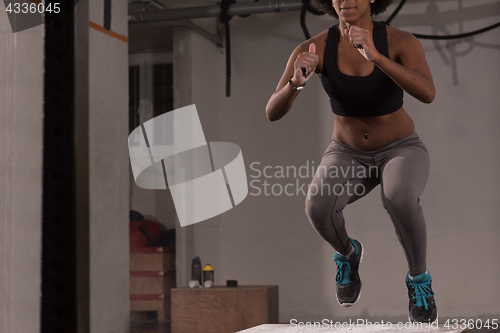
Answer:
[
  {"left": 203, "top": 264, "right": 214, "bottom": 288},
  {"left": 191, "top": 256, "right": 202, "bottom": 286}
]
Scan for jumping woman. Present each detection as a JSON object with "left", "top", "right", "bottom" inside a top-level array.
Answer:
[{"left": 266, "top": 0, "right": 438, "bottom": 323}]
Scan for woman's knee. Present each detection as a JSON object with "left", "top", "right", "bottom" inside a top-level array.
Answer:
[
  {"left": 383, "top": 190, "right": 421, "bottom": 216},
  {"left": 305, "top": 192, "right": 344, "bottom": 227},
  {"left": 305, "top": 192, "right": 327, "bottom": 223}
]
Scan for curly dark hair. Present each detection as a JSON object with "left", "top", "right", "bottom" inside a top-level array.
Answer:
[{"left": 310, "top": 0, "right": 393, "bottom": 19}]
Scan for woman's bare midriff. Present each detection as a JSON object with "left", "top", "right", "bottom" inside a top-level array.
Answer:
[{"left": 332, "top": 107, "right": 415, "bottom": 151}]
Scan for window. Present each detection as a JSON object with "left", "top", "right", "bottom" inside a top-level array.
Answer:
[{"left": 128, "top": 53, "right": 173, "bottom": 148}]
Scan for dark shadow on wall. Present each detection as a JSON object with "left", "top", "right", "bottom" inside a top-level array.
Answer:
[{"left": 390, "top": 0, "right": 500, "bottom": 85}]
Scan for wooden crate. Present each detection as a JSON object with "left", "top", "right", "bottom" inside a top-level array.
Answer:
[
  {"left": 130, "top": 271, "right": 176, "bottom": 294},
  {"left": 130, "top": 247, "right": 175, "bottom": 271},
  {"left": 130, "top": 247, "right": 176, "bottom": 322},
  {"left": 237, "top": 324, "right": 470, "bottom": 333},
  {"left": 171, "top": 285, "right": 279, "bottom": 333}
]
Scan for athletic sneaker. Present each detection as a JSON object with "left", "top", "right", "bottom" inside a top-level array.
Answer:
[
  {"left": 406, "top": 271, "right": 438, "bottom": 323},
  {"left": 334, "top": 238, "right": 363, "bottom": 307}
]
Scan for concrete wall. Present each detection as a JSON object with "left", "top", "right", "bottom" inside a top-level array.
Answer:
[
  {"left": 0, "top": 12, "right": 43, "bottom": 333},
  {"left": 0, "top": 1, "right": 130, "bottom": 331},
  {"left": 176, "top": 0, "right": 500, "bottom": 323},
  {"left": 89, "top": 0, "right": 130, "bottom": 331}
]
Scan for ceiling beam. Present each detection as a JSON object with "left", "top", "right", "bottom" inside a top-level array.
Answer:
[{"left": 129, "top": 0, "right": 304, "bottom": 24}]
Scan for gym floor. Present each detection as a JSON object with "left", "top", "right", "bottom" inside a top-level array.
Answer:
[{"left": 130, "top": 312, "right": 170, "bottom": 333}]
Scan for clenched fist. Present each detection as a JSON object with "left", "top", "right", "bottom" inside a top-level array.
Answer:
[
  {"left": 345, "top": 24, "right": 380, "bottom": 62},
  {"left": 291, "top": 43, "right": 319, "bottom": 87}
]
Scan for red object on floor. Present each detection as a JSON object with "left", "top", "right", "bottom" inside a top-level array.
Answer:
[
  {"left": 129, "top": 223, "right": 149, "bottom": 247},
  {"left": 130, "top": 219, "right": 163, "bottom": 244},
  {"left": 142, "top": 220, "right": 163, "bottom": 243}
]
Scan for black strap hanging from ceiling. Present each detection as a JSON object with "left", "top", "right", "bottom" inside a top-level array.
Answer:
[
  {"left": 220, "top": 0, "right": 235, "bottom": 97},
  {"left": 219, "top": 0, "right": 260, "bottom": 97},
  {"left": 413, "top": 21, "right": 500, "bottom": 40},
  {"left": 384, "top": 0, "right": 407, "bottom": 26},
  {"left": 300, "top": 0, "right": 325, "bottom": 40}
]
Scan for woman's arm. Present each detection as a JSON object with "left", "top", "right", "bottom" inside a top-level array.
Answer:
[
  {"left": 347, "top": 25, "right": 435, "bottom": 104},
  {"left": 265, "top": 42, "right": 319, "bottom": 121}
]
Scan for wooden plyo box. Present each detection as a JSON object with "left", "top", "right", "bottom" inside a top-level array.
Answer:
[
  {"left": 130, "top": 246, "right": 175, "bottom": 272},
  {"left": 237, "top": 324, "right": 470, "bottom": 332},
  {"left": 130, "top": 247, "right": 176, "bottom": 322},
  {"left": 171, "top": 285, "right": 279, "bottom": 333}
]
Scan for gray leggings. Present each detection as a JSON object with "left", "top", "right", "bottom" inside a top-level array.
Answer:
[{"left": 305, "top": 132, "right": 430, "bottom": 276}]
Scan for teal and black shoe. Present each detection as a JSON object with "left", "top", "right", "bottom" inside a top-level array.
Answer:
[
  {"left": 406, "top": 271, "right": 438, "bottom": 323},
  {"left": 334, "top": 238, "right": 363, "bottom": 307}
]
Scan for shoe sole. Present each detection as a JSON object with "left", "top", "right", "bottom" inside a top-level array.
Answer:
[
  {"left": 408, "top": 310, "right": 439, "bottom": 325},
  {"left": 337, "top": 241, "right": 364, "bottom": 307}
]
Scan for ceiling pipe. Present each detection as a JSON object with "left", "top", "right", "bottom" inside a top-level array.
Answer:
[
  {"left": 129, "top": 0, "right": 305, "bottom": 24},
  {"left": 179, "top": 20, "right": 223, "bottom": 46}
]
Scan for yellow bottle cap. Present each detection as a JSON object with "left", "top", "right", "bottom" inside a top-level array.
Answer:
[{"left": 202, "top": 264, "right": 214, "bottom": 271}]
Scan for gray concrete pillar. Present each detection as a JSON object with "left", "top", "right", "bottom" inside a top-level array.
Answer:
[
  {"left": 88, "top": 0, "right": 130, "bottom": 332},
  {"left": 0, "top": 11, "right": 44, "bottom": 333}
]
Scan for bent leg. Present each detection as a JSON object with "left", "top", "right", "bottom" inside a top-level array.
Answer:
[
  {"left": 380, "top": 143, "right": 430, "bottom": 276},
  {"left": 305, "top": 151, "right": 377, "bottom": 255}
]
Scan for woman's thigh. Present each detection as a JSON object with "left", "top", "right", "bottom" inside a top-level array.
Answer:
[
  {"left": 307, "top": 151, "right": 379, "bottom": 215},
  {"left": 380, "top": 142, "right": 430, "bottom": 209}
]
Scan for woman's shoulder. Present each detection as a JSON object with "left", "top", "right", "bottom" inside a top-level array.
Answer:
[
  {"left": 385, "top": 24, "right": 423, "bottom": 57},
  {"left": 385, "top": 24, "right": 420, "bottom": 46}
]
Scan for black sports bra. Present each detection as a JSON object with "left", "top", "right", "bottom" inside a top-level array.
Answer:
[{"left": 320, "top": 21, "right": 403, "bottom": 117}]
